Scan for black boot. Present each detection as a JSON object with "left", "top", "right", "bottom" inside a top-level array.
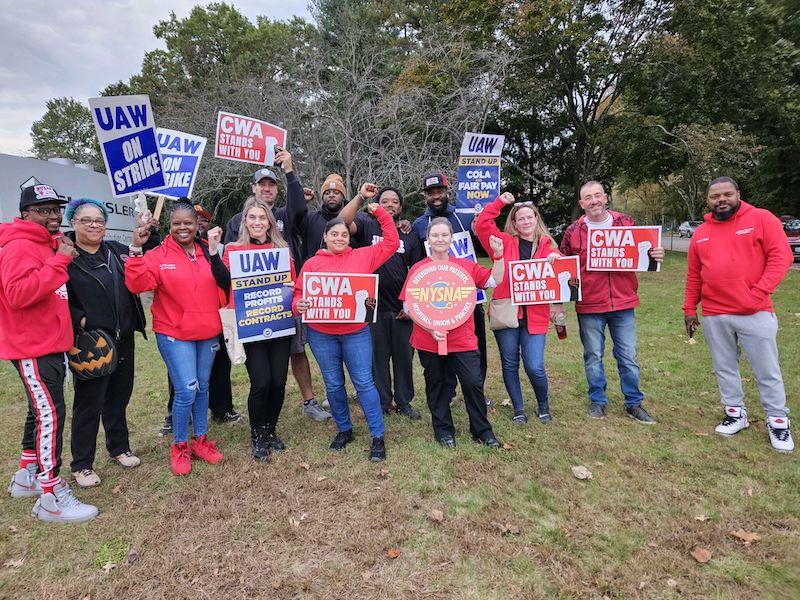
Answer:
[
  {"left": 251, "top": 426, "right": 270, "bottom": 462},
  {"left": 265, "top": 423, "right": 286, "bottom": 452},
  {"left": 369, "top": 436, "right": 386, "bottom": 462}
]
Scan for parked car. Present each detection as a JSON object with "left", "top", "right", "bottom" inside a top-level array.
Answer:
[
  {"left": 783, "top": 219, "right": 800, "bottom": 263},
  {"left": 678, "top": 220, "right": 703, "bottom": 237}
]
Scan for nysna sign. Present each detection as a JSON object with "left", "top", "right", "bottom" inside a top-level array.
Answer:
[
  {"left": 404, "top": 261, "right": 477, "bottom": 355},
  {"left": 214, "top": 111, "right": 287, "bottom": 166},
  {"left": 89, "top": 95, "right": 165, "bottom": 198}
]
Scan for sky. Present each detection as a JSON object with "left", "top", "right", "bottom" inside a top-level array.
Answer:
[{"left": 0, "top": 0, "right": 312, "bottom": 156}]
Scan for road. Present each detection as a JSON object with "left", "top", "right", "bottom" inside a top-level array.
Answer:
[{"left": 664, "top": 233, "right": 800, "bottom": 270}]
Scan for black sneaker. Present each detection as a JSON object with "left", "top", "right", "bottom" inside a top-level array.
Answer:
[
  {"left": 626, "top": 405, "right": 656, "bottom": 425},
  {"left": 473, "top": 433, "right": 502, "bottom": 449},
  {"left": 537, "top": 404, "right": 552, "bottom": 424},
  {"left": 397, "top": 404, "right": 422, "bottom": 420},
  {"left": 369, "top": 436, "right": 386, "bottom": 462},
  {"left": 212, "top": 410, "right": 242, "bottom": 424},
  {"left": 159, "top": 415, "right": 173, "bottom": 435},
  {"left": 329, "top": 429, "right": 354, "bottom": 451},
  {"left": 588, "top": 402, "right": 606, "bottom": 419},
  {"left": 251, "top": 427, "right": 270, "bottom": 462},
  {"left": 265, "top": 431, "right": 286, "bottom": 452},
  {"left": 512, "top": 411, "right": 528, "bottom": 425},
  {"left": 485, "top": 396, "right": 494, "bottom": 407},
  {"left": 438, "top": 436, "right": 457, "bottom": 448}
]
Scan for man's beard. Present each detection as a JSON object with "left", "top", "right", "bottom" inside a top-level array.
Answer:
[{"left": 712, "top": 201, "right": 740, "bottom": 221}]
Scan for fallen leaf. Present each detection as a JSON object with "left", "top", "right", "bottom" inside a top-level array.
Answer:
[
  {"left": 300, "top": 513, "right": 308, "bottom": 521},
  {"left": 506, "top": 524, "right": 521, "bottom": 535},
  {"left": 696, "top": 407, "right": 705, "bottom": 416},
  {"left": 666, "top": 578, "right": 678, "bottom": 588},
  {"left": 501, "top": 442, "right": 514, "bottom": 450},
  {"left": 126, "top": 548, "right": 140, "bottom": 564},
  {"left": 298, "top": 462, "right": 310, "bottom": 471},
  {"left": 730, "top": 529, "right": 761, "bottom": 546},
  {"left": 101, "top": 561, "right": 116, "bottom": 574},
  {"left": 491, "top": 521, "right": 521, "bottom": 536},
  {"left": 316, "top": 476, "right": 327, "bottom": 482},
  {"left": 594, "top": 461, "right": 604, "bottom": 467},
  {"left": 744, "top": 488, "right": 754, "bottom": 497},
  {"left": 271, "top": 580, "right": 282, "bottom": 590},
  {"left": 288, "top": 517, "right": 300, "bottom": 528},
  {"left": 8, "top": 525, "right": 18, "bottom": 534},
  {"left": 685, "top": 338, "right": 698, "bottom": 345},
  {"left": 648, "top": 542, "right": 658, "bottom": 548},
  {"left": 741, "top": 377, "right": 752, "bottom": 383},
  {"left": 500, "top": 398, "right": 512, "bottom": 407},
  {"left": 694, "top": 514, "right": 709, "bottom": 522},
  {"left": 386, "top": 548, "right": 401, "bottom": 559},
  {"left": 378, "top": 468, "right": 391, "bottom": 478},
  {"left": 690, "top": 547, "right": 712, "bottom": 564},
  {"left": 571, "top": 465, "right": 593, "bottom": 480},
  {"left": 361, "top": 571, "right": 372, "bottom": 581},
  {"left": 488, "top": 407, "right": 497, "bottom": 414},
  {"left": 427, "top": 509, "right": 445, "bottom": 523},
  {"left": 81, "top": 596, "right": 92, "bottom": 600},
  {"left": 638, "top": 581, "right": 647, "bottom": 590},
  {"left": 695, "top": 431, "right": 710, "bottom": 437},
  {"left": 3, "top": 558, "right": 24, "bottom": 568},
  {"left": 111, "top": 484, "right": 122, "bottom": 495}
]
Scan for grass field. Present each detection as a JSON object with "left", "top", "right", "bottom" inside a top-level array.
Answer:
[{"left": 0, "top": 252, "right": 798, "bottom": 599}]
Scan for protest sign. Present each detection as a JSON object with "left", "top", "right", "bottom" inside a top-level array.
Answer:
[
  {"left": 456, "top": 132, "right": 504, "bottom": 214},
  {"left": 302, "top": 273, "right": 379, "bottom": 324},
  {"left": 508, "top": 256, "right": 582, "bottom": 305},
  {"left": 89, "top": 95, "right": 165, "bottom": 198},
  {"left": 228, "top": 247, "right": 295, "bottom": 343},
  {"left": 586, "top": 226, "right": 662, "bottom": 272},
  {"left": 424, "top": 231, "right": 485, "bottom": 303},
  {"left": 214, "top": 111, "right": 287, "bottom": 166},
  {"left": 404, "top": 261, "right": 478, "bottom": 355},
  {"left": 153, "top": 128, "right": 206, "bottom": 199}
]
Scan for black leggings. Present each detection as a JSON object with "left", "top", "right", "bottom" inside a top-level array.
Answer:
[{"left": 244, "top": 337, "right": 292, "bottom": 429}]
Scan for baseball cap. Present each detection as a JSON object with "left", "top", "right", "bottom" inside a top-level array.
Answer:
[
  {"left": 19, "top": 184, "right": 65, "bottom": 211},
  {"left": 421, "top": 172, "right": 448, "bottom": 191},
  {"left": 252, "top": 168, "right": 278, "bottom": 184},
  {"left": 194, "top": 204, "right": 212, "bottom": 221}
]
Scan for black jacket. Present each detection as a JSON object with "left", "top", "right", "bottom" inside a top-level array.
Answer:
[{"left": 66, "top": 234, "right": 147, "bottom": 340}]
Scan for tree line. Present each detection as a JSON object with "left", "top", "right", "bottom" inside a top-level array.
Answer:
[{"left": 30, "top": 0, "right": 800, "bottom": 228}]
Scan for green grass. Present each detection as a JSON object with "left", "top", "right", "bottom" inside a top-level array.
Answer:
[{"left": 0, "top": 252, "right": 798, "bottom": 599}]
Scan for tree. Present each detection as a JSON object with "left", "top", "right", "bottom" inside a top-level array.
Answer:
[{"left": 30, "top": 97, "right": 103, "bottom": 170}]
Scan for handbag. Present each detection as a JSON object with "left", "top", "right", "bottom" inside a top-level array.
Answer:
[
  {"left": 488, "top": 297, "right": 519, "bottom": 331},
  {"left": 68, "top": 329, "right": 119, "bottom": 380},
  {"left": 219, "top": 307, "right": 246, "bottom": 365}
]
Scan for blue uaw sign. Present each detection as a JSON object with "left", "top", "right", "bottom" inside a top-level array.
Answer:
[
  {"left": 228, "top": 247, "right": 295, "bottom": 343},
  {"left": 456, "top": 132, "right": 504, "bottom": 214},
  {"left": 89, "top": 95, "right": 165, "bottom": 198},
  {"left": 153, "top": 128, "right": 207, "bottom": 199}
]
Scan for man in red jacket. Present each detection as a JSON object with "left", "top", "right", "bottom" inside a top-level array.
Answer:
[
  {"left": 684, "top": 177, "right": 794, "bottom": 452},
  {"left": 560, "top": 181, "right": 663, "bottom": 423},
  {"left": 0, "top": 184, "right": 98, "bottom": 522}
]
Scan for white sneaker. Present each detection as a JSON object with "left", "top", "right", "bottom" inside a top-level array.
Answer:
[
  {"left": 72, "top": 469, "right": 101, "bottom": 488},
  {"left": 112, "top": 451, "right": 141, "bottom": 468},
  {"left": 767, "top": 416, "right": 794, "bottom": 453},
  {"left": 322, "top": 399, "right": 330, "bottom": 409},
  {"left": 8, "top": 464, "right": 41, "bottom": 498},
  {"left": 32, "top": 481, "right": 98, "bottom": 523},
  {"left": 715, "top": 406, "right": 749, "bottom": 436}
]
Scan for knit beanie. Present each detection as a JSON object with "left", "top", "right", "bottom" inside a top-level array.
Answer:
[{"left": 320, "top": 174, "right": 346, "bottom": 198}]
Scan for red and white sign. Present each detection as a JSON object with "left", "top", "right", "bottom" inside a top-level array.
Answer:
[
  {"left": 302, "top": 272, "right": 378, "bottom": 323},
  {"left": 214, "top": 111, "right": 288, "bottom": 166},
  {"left": 508, "top": 256, "right": 581, "bottom": 305},
  {"left": 586, "top": 226, "right": 662, "bottom": 272},
  {"left": 404, "top": 261, "right": 477, "bottom": 354}
]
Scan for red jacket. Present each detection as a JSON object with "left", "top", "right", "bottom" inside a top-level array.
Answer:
[
  {"left": 475, "top": 197, "right": 559, "bottom": 334},
  {"left": 222, "top": 241, "right": 296, "bottom": 309},
  {"left": 560, "top": 211, "right": 639, "bottom": 314},
  {"left": 293, "top": 206, "right": 399, "bottom": 335},
  {"left": 125, "top": 235, "right": 222, "bottom": 340},
  {"left": 0, "top": 219, "right": 73, "bottom": 359},
  {"left": 683, "top": 201, "right": 793, "bottom": 316}
]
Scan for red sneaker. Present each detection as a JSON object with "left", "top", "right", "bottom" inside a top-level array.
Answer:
[
  {"left": 190, "top": 435, "right": 223, "bottom": 464},
  {"left": 170, "top": 442, "right": 191, "bottom": 476}
]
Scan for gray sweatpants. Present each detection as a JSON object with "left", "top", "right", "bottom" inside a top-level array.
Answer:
[{"left": 702, "top": 311, "right": 788, "bottom": 417}]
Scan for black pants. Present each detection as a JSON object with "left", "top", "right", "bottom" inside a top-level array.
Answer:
[
  {"left": 244, "top": 337, "right": 291, "bottom": 429},
  {"left": 418, "top": 349, "right": 493, "bottom": 441},
  {"left": 70, "top": 336, "right": 134, "bottom": 471},
  {"left": 444, "top": 305, "right": 488, "bottom": 399},
  {"left": 13, "top": 353, "right": 67, "bottom": 484},
  {"left": 167, "top": 334, "right": 233, "bottom": 417},
  {"left": 370, "top": 312, "right": 415, "bottom": 410}
]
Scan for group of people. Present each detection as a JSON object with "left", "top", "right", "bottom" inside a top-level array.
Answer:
[{"left": 0, "top": 148, "right": 794, "bottom": 524}]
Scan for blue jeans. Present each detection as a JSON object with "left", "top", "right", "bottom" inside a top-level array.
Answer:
[
  {"left": 307, "top": 327, "right": 384, "bottom": 438},
  {"left": 577, "top": 309, "right": 644, "bottom": 407},
  {"left": 156, "top": 334, "right": 219, "bottom": 443},
  {"left": 493, "top": 323, "right": 548, "bottom": 413}
]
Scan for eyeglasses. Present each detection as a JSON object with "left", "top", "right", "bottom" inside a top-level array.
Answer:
[
  {"left": 76, "top": 217, "right": 106, "bottom": 227},
  {"left": 28, "top": 206, "right": 63, "bottom": 216}
]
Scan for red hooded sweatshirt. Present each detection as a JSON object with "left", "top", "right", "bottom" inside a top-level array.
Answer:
[
  {"left": 0, "top": 219, "right": 73, "bottom": 360},
  {"left": 125, "top": 235, "right": 222, "bottom": 340},
  {"left": 293, "top": 206, "right": 399, "bottom": 335},
  {"left": 560, "top": 211, "right": 639, "bottom": 314},
  {"left": 683, "top": 201, "right": 793, "bottom": 316},
  {"left": 475, "top": 196, "right": 559, "bottom": 334}
]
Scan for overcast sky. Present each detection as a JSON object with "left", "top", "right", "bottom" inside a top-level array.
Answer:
[{"left": 0, "top": 1, "right": 311, "bottom": 156}]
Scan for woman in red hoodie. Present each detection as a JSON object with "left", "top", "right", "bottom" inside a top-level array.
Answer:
[
  {"left": 125, "top": 201, "right": 230, "bottom": 476},
  {"left": 293, "top": 197, "right": 398, "bottom": 461},
  {"left": 475, "top": 192, "right": 561, "bottom": 425},
  {"left": 221, "top": 198, "right": 296, "bottom": 461}
]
